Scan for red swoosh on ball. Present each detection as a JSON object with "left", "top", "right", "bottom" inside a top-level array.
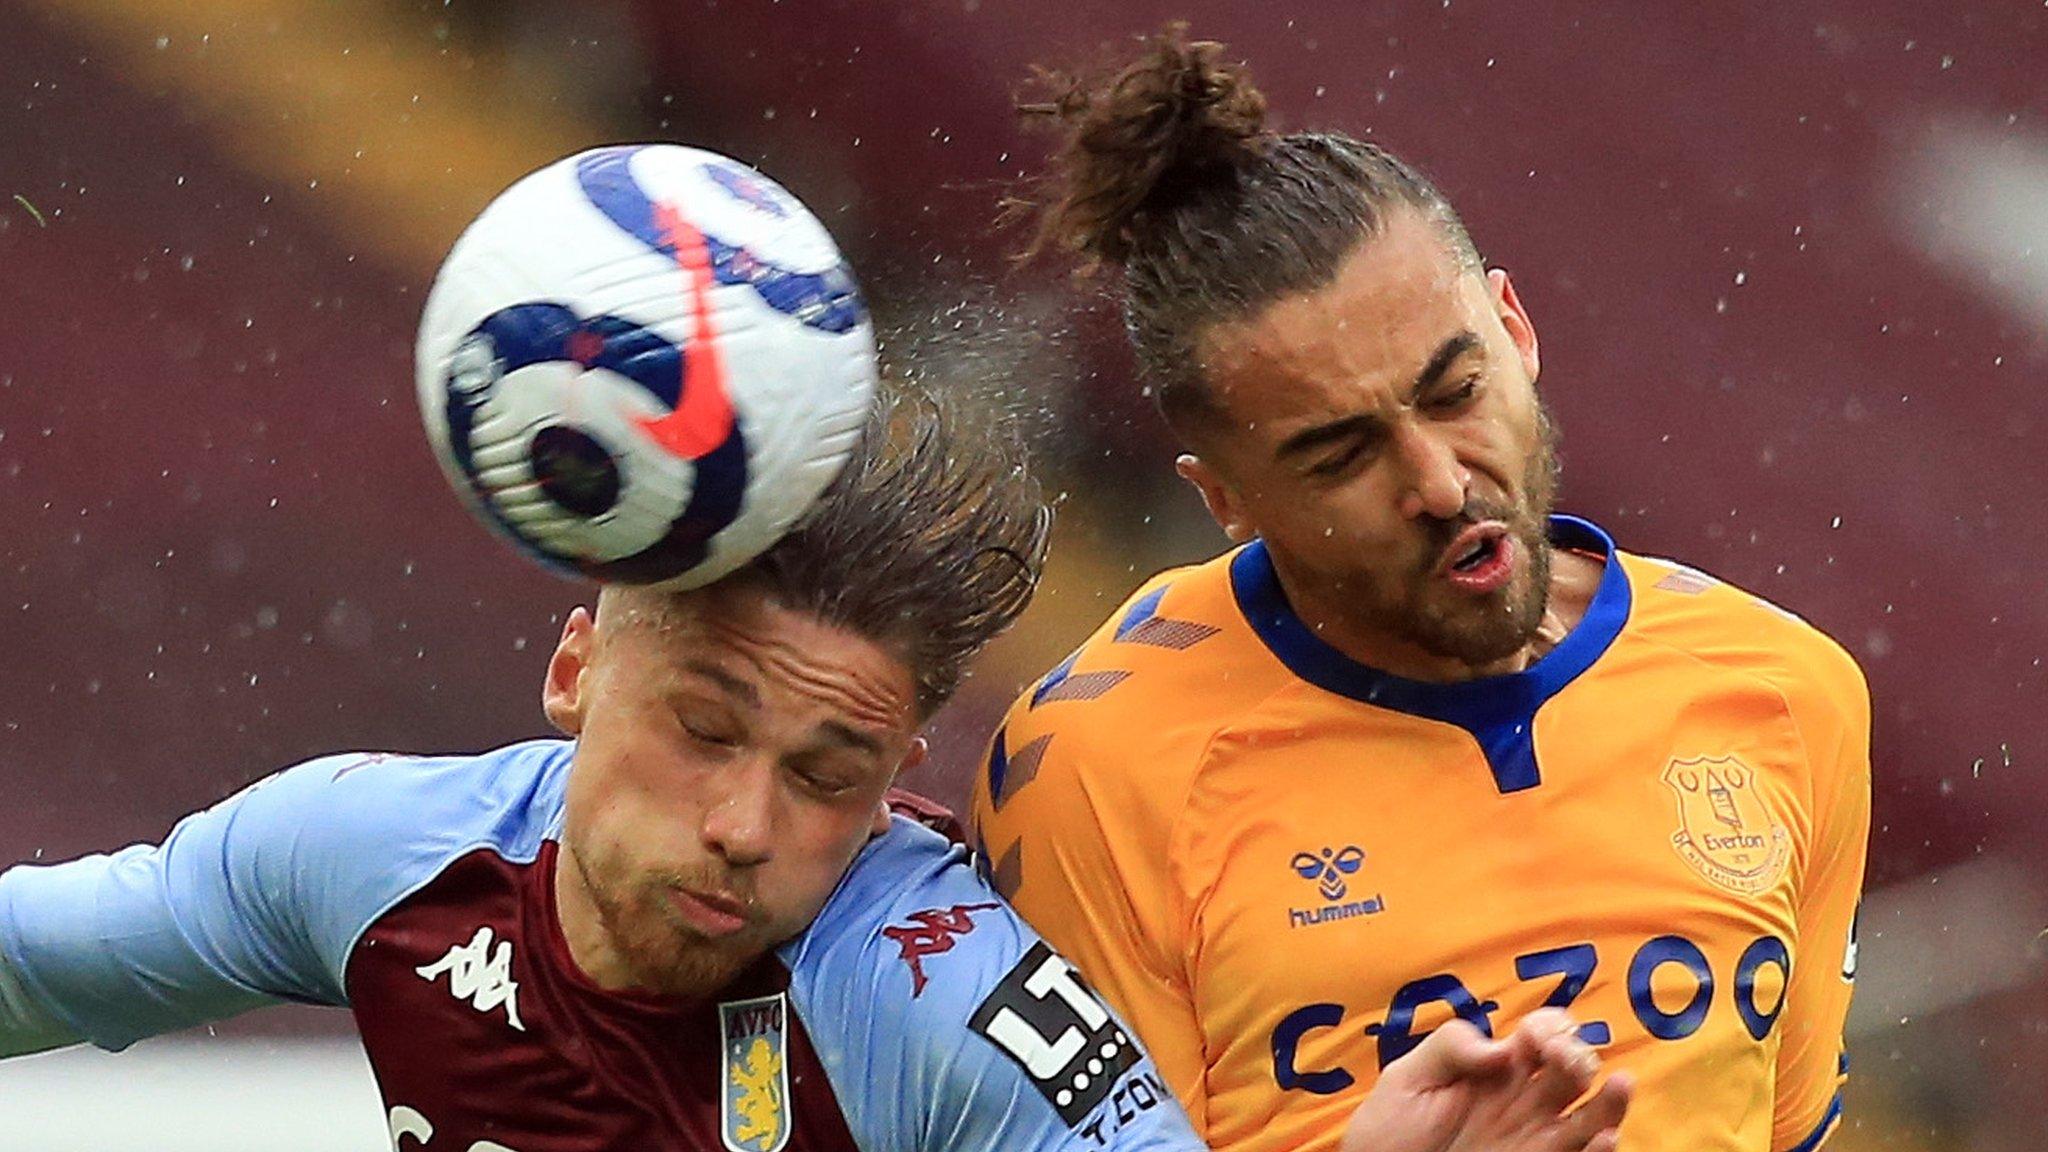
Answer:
[{"left": 636, "top": 202, "right": 736, "bottom": 460}]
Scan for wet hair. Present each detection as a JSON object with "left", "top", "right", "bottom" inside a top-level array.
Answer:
[
  {"left": 609, "top": 382, "right": 1050, "bottom": 720},
  {"left": 1016, "top": 24, "right": 1483, "bottom": 433}
]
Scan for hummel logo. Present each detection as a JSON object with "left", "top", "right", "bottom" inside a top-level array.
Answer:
[
  {"left": 1286, "top": 846, "right": 1386, "bottom": 929},
  {"left": 417, "top": 926, "right": 525, "bottom": 1031}
]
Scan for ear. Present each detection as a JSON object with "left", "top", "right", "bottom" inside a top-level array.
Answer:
[
  {"left": 542, "top": 606, "right": 598, "bottom": 736},
  {"left": 1488, "top": 268, "right": 1541, "bottom": 383},
  {"left": 1176, "top": 454, "right": 1257, "bottom": 544},
  {"left": 874, "top": 736, "right": 929, "bottom": 835}
]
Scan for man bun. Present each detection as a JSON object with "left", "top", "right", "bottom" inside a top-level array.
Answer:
[{"left": 1020, "top": 23, "right": 1271, "bottom": 266}]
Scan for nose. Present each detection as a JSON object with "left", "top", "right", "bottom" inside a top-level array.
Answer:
[
  {"left": 701, "top": 756, "right": 776, "bottom": 868},
  {"left": 1393, "top": 422, "right": 1469, "bottom": 522}
]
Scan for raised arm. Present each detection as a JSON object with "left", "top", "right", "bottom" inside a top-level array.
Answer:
[{"left": 0, "top": 743, "right": 567, "bottom": 1056}]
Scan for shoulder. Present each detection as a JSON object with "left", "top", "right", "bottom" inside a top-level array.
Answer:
[
  {"left": 992, "top": 549, "right": 1294, "bottom": 802},
  {"left": 1618, "top": 551, "right": 1867, "bottom": 709},
  {"left": 266, "top": 738, "right": 571, "bottom": 865},
  {"left": 783, "top": 816, "right": 1023, "bottom": 998},
  {"left": 242, "top": 739, "right": 574, "bottom": 968},
  {"left": 782, "top": 820, "right": 1188, "bottom": 1148},
  {"left": 0, "top": 739, "right": 577, "bottom": 1031}
]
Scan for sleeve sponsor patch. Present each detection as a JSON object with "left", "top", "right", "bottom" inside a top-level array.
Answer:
[{"left": 968, "top": 942, "right": 1141, "bottom": 1127}]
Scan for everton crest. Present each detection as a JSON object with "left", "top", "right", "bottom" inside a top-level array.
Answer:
[
  {"left": 1662, "top": 756, "right": 1790, "bottom": 896},
  {"left": 719, "top": 993, "right": 791, "bottom": 1152}
]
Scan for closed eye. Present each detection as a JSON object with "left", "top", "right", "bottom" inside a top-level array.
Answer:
[
  {"left": 1307, "top": 436, "right": 1381, "bottom": 479},
  {"left": 785, "top": 755, "right": 866, "bottom": 799},
  {"left": 1307, "top": 445, "right": 1362, "bottom": 478},
  {"left": 1427, "top": 375, "right": 1481, "bottom": 411},
  {"left": 682, "top": 720, "right": 741, "bottom": 750},
  {"left": 795, "top": 771, "right": 856, "bottom": 797}
]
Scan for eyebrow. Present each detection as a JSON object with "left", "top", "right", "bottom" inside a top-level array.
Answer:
[
  {"left": 683, "top": 660, "right": 761, "bottom": 710},
  {"left": 683, "top": 660, "right": 887, "bottom": 757},
  {"left": 814, "top": 720, "right": 885, "bottom": 758},
  {"left": 1273, "top": 330, "right": 1484, "bottom": 461}
]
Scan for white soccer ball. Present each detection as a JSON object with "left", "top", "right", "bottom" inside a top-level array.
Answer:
[{"left": 416, "top": 144, "right": 878, "bottom": 589}]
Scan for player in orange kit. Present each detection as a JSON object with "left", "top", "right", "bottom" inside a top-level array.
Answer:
[{"left": 972, "top": 27, "right": 1868, "bottom": 1152}]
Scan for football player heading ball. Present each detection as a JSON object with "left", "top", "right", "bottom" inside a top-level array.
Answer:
[
  {"left": 0, "top": 144, "right": 1627, "bottom": 1151},
  {"left": 976, "top": 26, "right": 1866, "bottom": 1152}
]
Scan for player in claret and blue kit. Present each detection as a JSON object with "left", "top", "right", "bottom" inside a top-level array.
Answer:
[{"left": 0, "top": 391, "right": 1629, "bottom": 1152}]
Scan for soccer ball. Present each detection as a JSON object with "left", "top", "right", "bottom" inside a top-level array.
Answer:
[{"left": 415, "top": 143, "right": 878, "bottom": 589}]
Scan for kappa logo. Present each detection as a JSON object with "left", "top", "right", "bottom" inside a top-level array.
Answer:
[
  {"left": 1287, "top": 846, "right": 1385, "bottom": 929},
  {"left": 1663, "top": 755, "right": 1791, "bottom": 896},
  {"left": 416, "top": 926, "right": 524, "bottom": 1031},
  {"left": 882, "top": 902, "right": 1001, "bottom": 997},
  {"left": 719, "top": 994, "right": 791, "bottom": 1152}
]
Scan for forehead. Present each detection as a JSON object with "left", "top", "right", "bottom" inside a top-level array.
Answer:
[
  {"left": 610, "top": 586, "right": 918, "bottom": 736},
  {"left": 1200, "top": 214, "right": 1483, "bottom": 417}
]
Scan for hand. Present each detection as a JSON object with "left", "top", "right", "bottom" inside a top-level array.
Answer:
[{"left": 1337, "top": 1009, "right": 1633, "bottom": 1152}]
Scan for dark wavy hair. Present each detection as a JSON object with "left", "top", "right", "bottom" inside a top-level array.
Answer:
[
  {"left": 732, "top": 382, "right": 1050, "bottom": 717},
  {"left": 1014, "top": 24, "right": 1483, "bottom": 433}
]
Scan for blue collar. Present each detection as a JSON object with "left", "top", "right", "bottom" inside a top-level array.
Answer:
[{"left": 1229, "top": 515, "right": 1632, "bottom": 793}]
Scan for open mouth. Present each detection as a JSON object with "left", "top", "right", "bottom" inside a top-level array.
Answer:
[
  {"left": 1437, "top": 524, "right": 1516, "bottom": 592},
  {"left": 1449, "top": 534, "right": 1500, "bottom": 572}
]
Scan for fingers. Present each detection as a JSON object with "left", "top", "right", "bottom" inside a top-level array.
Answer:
[
  {"left": 1515, "top": 1008, "right": 1579, "bottom": 1048},
  {"left": 1529, "top": 1028, "right": 1603, "bottom": 1114},
  {"left": 1486, "top": 1015, "right": 1631, "bottom": 1152},
  {"left": 1390, "top": 1018, "right": 1511, "bottom": 1088},
  {"left": 1558, "top": 1071, "right": 1633, "bottom": 1149},
  {"left": 1384, "top": 1010, "right": 1592, "bottom": 1099},
  {"left": 1495, "top": 1009, "right": 1591, "bottom": 1115},
  {"left": 1502, "top": 1009, "right": 1576, "bottom": 1074}
]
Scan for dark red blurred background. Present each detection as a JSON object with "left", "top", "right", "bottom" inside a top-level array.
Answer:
[{"left": 1, "top": 1, "right": 2042, "bottom": 1145}]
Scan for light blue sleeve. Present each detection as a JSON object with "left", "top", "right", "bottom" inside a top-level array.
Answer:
[
  {"left": 0, "top": 740, "right": 571, "bottom": 1052},
  {"left": 782, "top": 819, "right": 1204, "bottom": 1152}
]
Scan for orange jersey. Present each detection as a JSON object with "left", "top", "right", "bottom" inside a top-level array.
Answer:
[{"left": 971, "top": 517, "right": 1868, "bottom": 1152}]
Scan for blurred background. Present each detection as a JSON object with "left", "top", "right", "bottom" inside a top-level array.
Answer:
[{"left": 1, "top": 0, "right": 2043, "bottom": 1147}]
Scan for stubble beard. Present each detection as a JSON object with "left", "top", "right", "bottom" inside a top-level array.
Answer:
[
  {"left": 1358, "top": 407, "right": 1563, "bottom": 669},
  {"left": 1397, "top": 512, "right": 1553, "bottom": 667},
  {"left": 578, "top": 846, "right": 766, "bottom": 999}
]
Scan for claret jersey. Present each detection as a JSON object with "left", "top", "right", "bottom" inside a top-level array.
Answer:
[
  {"left": 972, "top": 516, "right": 1869, "bottom": 1152},
  {"left": 0, "top": 740, "right": 1200, "bottom": 1152}
]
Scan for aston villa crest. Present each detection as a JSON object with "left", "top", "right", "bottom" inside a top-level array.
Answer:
[
  {"left": 1662, "top": 756, "right": 1790, "bottom": 896},
  {"left": 719, "top": 993, "right": 791, "bottom": 1152}
]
